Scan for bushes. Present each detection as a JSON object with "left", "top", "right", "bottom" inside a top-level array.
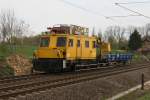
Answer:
[
  {"left": 0, "top": 43, "right": 11, "bottom": 57},
  {"left": 0, "top": 65, "right": 14, "bottom": 77}
]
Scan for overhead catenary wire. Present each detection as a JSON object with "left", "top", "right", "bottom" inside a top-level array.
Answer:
[
  {"left": 59, "top": 0, "right": 148, "bottom": 24},
  {"left": 57, "top": 0, "right": 150, "bottom": 27},
  {"left": 116, "top": 1, "right": 150, "bottom": 4},
  {"left": 115, "top": 3, "right": 150, "bottom": 20},
  {"left": 59, "top": 0, "right": 120, "bottom": 23},
  {"left": 108, "top": 14, "right": 142, "bottom": 18},
  {"left": 59, "top": 0, "right": 107, "bottom": 18}
]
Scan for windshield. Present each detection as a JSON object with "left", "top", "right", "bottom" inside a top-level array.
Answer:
[
  {"left": 40, "top": 37, "right": 50, "bottom": 47},
  {"left": 57, "top": 37, "right": 66, "bottom": 47}
]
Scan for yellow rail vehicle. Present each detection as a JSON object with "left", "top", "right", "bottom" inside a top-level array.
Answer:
[
  {"left": 33, "top": 25, "right": 110, "bottom": 72},
  {"left": 33, "top": 25, "right": 133, "bottom": 73}
]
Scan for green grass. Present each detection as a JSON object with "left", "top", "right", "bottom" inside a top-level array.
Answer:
[
  {"left": 0, "top": 44, "right": 37, "bottom": 59},
  {"left": 0, "top": 44, "right": 10, "bottom": 57},
  {"left": 138, "top": 91, "right": 150, "bottom": 100},
  {"left": 0, "top": 65, "right": 14, "bottom": 77},
  {"left": 13, "top": 45, "right": 37, "bottom": 58},
  {"left": 117, "top": 89, "right": 150, "bottom": 100}
]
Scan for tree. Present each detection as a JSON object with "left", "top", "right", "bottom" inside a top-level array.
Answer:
[
  {"left": 112, "top": 26, "right": 126, "bottom": 49},
  {"left": 0, "top": 10, "right": 29, "bottom": 43},
  {"left": 104, "top": 26, "right": 126, "bottom": 49},
  {"left": 0, "top": 10, "right": 29, "bottom": 53},
  {"left": 127, "top": 26, "right": 136, "bottom": 35},
  {"left": 97, "top": 29, "right": 102, "bottom": 38},
  {"left": 92, "top": 27, "right": 95, "bottom": 36},
  {"left": 128, "top": 29, "right": 142, "bottom": 51},
  {"left": 14, "top": 20, "right": 29, "bottom": 45},
  {"left": 0, "top": 10, "right": 15, "bottom": 43},
  {"left": 145, "top": 23, "right": 150, "bottom": 36}
]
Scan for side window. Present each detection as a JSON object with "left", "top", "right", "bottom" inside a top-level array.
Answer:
[
  {"left": 85, "top": 40, "right": 89, "bottom": 48},
  {"left": 77, "top": 40, "right": 80, "bottom": 47},
  {"left": 92, "top": 41, "right": 96, "bottom": 48},
  {"left": 68, "top": 39, "right": 73, "bottom": 47},
  {"left": 57, "top": 37, "right": 66, "bottom": 47}
]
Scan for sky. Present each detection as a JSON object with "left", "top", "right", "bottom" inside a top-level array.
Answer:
[{"left": 0, "top": 0, "right": 150, "bottom": 35}]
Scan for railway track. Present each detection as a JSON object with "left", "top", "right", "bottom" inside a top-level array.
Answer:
[
  {"left": 0, "top": 62, "right": 150, "bottom": 99},
  {"left": 0, "top": 73, "right": 46, "bottom": 84},
  {"left": 0, "top": 63, "right": 125, "bottom": 85}
]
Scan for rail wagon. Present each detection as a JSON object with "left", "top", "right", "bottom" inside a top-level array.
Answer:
[{"left": 32, "top": 24, "right": 132, "bottom": 72}]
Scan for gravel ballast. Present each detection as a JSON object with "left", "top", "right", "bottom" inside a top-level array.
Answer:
[{"left": 11, "top": 66, "right": 150, "bottom": 100}]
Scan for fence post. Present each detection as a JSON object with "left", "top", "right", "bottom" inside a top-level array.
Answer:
[{"left": 141, "top": 73, "right": 144, "bottom": 90}]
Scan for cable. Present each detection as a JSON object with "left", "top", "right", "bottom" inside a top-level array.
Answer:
[
  {"left": 59, "top": 0, "right": 131, "bottom": 24},
  {"left": 59, "top": 0, "right": 117, "bottom": 22},
  {"left": 109, "top": 14, "right": 142, "bottom": 18},
  {"left": 115, "top": 3, "right": 150, "bottom": 20},
  {"left": 116, "top": 1, "right": 150, "bottom": 4}
]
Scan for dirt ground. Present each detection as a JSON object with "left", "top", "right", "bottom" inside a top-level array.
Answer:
[
  {"left": 0, "top": 59, "right": 7, "bottom": 67},
  {"left": 12, "top": 65, "right": 150, "bottom": 100}
]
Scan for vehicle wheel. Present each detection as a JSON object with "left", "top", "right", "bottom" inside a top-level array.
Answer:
[
  {"left": 71, "top": 64, "right": 75, "bottom": 72},
  {"left": 31, "top": 67, "right": 34, "bottom": 74}
]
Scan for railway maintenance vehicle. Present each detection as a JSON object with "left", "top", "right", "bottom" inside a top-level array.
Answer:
[{"left": 32, "top": 24, "right": 132, "bottom": 72}]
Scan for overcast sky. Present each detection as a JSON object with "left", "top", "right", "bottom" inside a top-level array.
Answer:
[{"left": 0, "top": 0, "right": 150, "bottom": 35}]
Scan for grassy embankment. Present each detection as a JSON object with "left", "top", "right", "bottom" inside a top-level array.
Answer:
[
  {"left": 118, "top": 89, "right": 150, "bottom": 100},
  {"left": 0, "top": 44, "right": 37, "bottom": 77},
  {"left": 0, "top": 44, "right": 37, "bottom": 58},
  {"left": 139, "top": 92, "right": 150, "bottom": 100}
]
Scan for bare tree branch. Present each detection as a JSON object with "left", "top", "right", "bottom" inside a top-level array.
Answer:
[{"left": 0, "top": 10, "right": 29, "bottom": 44}]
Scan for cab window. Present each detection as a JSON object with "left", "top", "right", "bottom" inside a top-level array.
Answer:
[
  {"left": 40, "top": 37, "right": 50, "bottom": 47},
  {"left": 85, "top": 40, "right": 89, "bottom": 48},
  {"left": 68, "top": 39, "right": 73, "bottom": 47},
  {"left": 57, "top": 37, "right": 66, "bottom": 47},
  {"left": 77, "top": 40, "right": 80, "bottom": 47},
  {"left": 92, "top": 41, "right": 96, "bottom": 48}
]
